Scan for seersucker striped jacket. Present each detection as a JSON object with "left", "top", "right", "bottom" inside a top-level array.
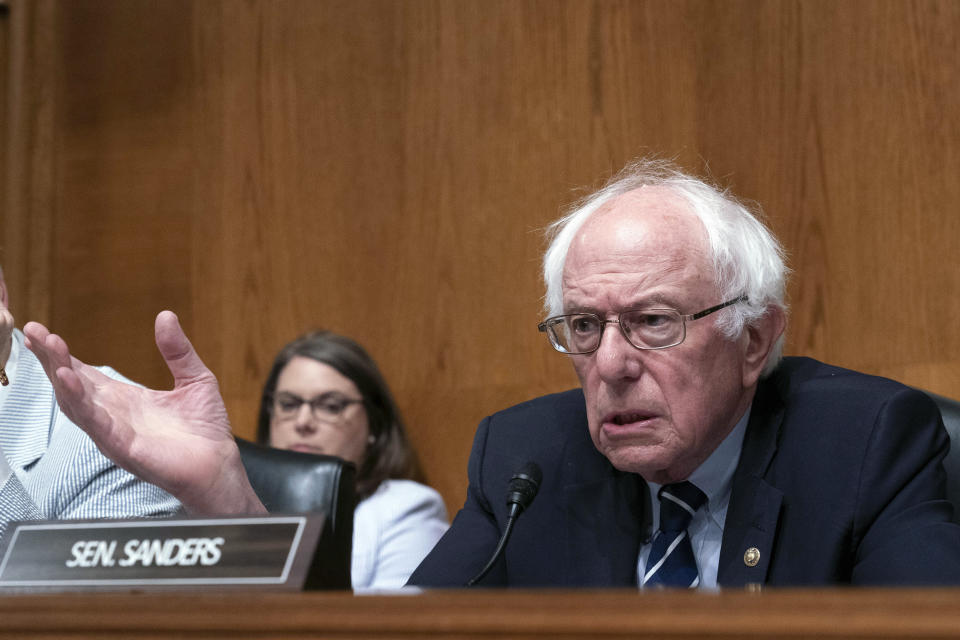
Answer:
[{"left": 0, "top": 330, "right": 180, "bottom": 542}]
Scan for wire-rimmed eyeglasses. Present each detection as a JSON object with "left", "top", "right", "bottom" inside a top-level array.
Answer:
[{"left": 537, "top": 296, "right": 747, "bottom": 355}]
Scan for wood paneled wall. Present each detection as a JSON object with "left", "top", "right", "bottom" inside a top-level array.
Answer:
[{"left": 4, "top": 0, "right": 959, "bottom": 515}]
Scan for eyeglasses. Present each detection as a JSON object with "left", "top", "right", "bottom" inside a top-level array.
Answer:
[
  {"left": 271, "top": 391, "right": 363, "bottom": 422},
  {"left": 537, "top": 296, "right": 747, "bottom": 355}
]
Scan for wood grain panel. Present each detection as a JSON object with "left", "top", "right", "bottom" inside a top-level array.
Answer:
[
  {"left": 3, "top": 0, "right": 56, "bottom": 326},
  {"left": 51, "top": 0, "right": 195, "bottom": 380},
  {"left": 4, "top": 0, "right": 959, "bottom": 517},
  {"left": 691, "top": 0, "right": 960, "bottom": 390},
  {"left": 0, "top": 2, "right": 7, "bottom": 266}
]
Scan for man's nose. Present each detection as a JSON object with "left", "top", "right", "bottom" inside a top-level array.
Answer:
[{"left": 593, "top": 322, "right": 643, "bottom": 382}]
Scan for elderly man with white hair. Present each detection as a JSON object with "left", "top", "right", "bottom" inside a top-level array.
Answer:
[{"left": 409, "top": 159, "right": 960, "bottom": 587}]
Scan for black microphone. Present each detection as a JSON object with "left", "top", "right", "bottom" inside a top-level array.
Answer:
[{"left": 466, "top": 462, "right": 542, "bottom": 586}]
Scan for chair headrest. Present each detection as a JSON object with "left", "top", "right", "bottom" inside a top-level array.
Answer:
[
  {"left": 235, "top": 437, "right": 356, "bottom": 517},
  {"left": 234, "top": 438, "right": 357, "bottom": 589}
]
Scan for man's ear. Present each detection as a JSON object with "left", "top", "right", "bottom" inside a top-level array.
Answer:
[
  {"left": 0, "top": 273, "right": 8, "bottom": 310},
  {"left": 742, "top": 306, "right": 786, "bottom": 388}
]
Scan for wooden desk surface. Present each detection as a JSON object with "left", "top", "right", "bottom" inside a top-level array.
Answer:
[{"left": 0, "top": 588, "right": 959, "bottom": 639}]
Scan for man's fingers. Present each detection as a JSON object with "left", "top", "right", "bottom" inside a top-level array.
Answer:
[
  {"left": 23, "top": 328, "right": 101, "bottom": 430},
  {"left": 24, "top": 322, "right": 112, "bottom": 390},
  {"left": 22, "top": 320, "right": 50, "bottom": 348},
  {"left": 52, "top": 364, "right": 89, "bottom": 417},
  {"left": 53, "top": 366, "right": 127, "bottom": 454},
  {"left": 154, "top": 310, "right": 215, "bottom": 387},
  {"left": 23, "top": 322, "right": 71, "bottom": 380}
]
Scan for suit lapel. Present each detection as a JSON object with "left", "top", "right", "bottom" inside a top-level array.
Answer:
[
  {"left": 718, "top": 375, "right": 785, "bottom": 586},
  {"left": 562, "top": 437, "right": 649, "bottom": 586}
]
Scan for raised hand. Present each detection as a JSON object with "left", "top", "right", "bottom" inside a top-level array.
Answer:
[{"left": 23, "top": 310, "right": 265, "bottom": 515}]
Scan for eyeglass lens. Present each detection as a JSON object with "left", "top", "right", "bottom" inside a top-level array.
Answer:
[{"left": 551, "top": 309, "right": 683, "bottom": 353}]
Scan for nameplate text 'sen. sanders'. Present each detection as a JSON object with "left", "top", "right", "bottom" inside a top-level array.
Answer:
[{"left": 0, "top": 514, "right": 324, "bottom": 591}]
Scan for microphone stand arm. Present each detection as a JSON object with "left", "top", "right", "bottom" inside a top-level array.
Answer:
[{"left": 465, "top": 502, "right": 521, "bottom": 587}]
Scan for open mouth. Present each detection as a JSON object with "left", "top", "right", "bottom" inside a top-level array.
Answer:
[{"left": 605, "top": 411, "right": 656, "bottom": 426}]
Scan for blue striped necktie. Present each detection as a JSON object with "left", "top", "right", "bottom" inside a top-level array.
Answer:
[{"left": 642, "top": 481, "right": 707, "bottom": 588}]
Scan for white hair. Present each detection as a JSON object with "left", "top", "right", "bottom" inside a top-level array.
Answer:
[{"left": 542, "top": 158, "right": 789, "bottom": 377}]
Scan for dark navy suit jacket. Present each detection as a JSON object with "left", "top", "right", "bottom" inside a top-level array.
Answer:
[{"left": 409, "top": 357, "right": 960, "bottom": 587}]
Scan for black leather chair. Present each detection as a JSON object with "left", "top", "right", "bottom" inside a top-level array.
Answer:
[
  {"left": 235, "top": 438, "right": 357, "bottom": 589},
  {"left": 927, "top": 392, "right": 960, "bottom": 524}
]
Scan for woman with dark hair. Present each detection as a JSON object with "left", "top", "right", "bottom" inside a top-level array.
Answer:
[{"left": 258, "top": 331, "right": 448, "bottom": 591}]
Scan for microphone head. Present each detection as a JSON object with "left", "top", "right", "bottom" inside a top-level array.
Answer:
[{"left": 506, "top": 461, "right": 542, "bottom": 512}]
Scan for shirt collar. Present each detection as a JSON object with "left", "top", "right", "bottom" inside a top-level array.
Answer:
[
  {"left": 687, "top": 406, "right": 750, "bottom": 520},
  {"left": 647, "top": 405, "right": 751, "bottom": 522}
]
